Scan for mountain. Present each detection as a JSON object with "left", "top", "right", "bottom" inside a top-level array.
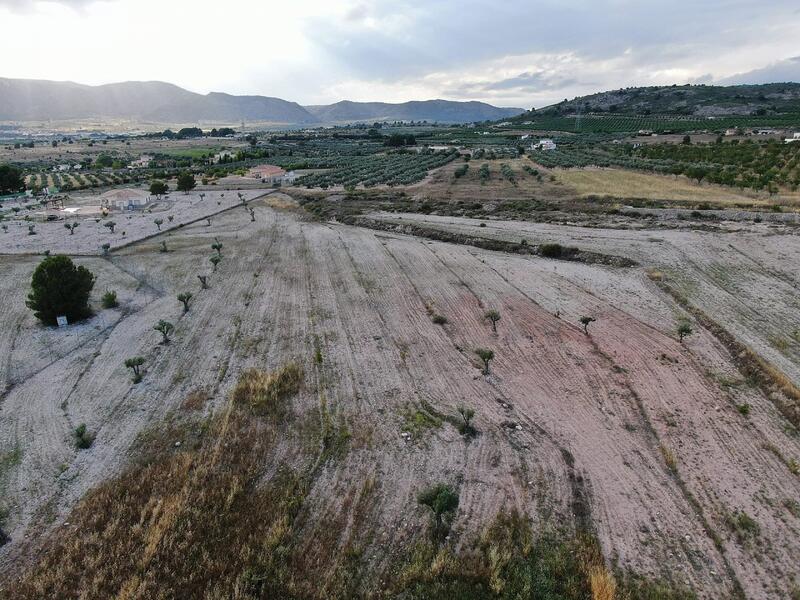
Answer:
[
  {"left": 519, "top": 83, "right": 800, "bottom": 118},
  {"left": 304, "top": 99, "right": 525, "bottom": 123},
  {"left": 0, "top": 78, "right": 523, "bottom": 125}
]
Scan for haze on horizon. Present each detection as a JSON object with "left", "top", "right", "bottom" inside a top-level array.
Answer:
[{"left": 1, "top": 0, "right": 799, "bottom": 109}]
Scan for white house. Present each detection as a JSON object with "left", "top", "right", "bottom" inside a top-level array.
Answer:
[
  {"left": 100, "top": 188, "right": 151, "bottom": 210},
  {"left": 785, "top": 133, "right": 800, "bottom": 144},
  {"left": 532, "top": 139, "right": 557, "bottom": 151}
]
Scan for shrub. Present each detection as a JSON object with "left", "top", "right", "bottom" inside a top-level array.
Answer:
[
  {"left": 431, "top": 314, "right": 447, "bottom": 325},
  {"left": 101, "top": 290, "right": 118, "bottom": 309},
  {"left": 232, "top": 362, "right": 304, "bottom": 414},
  {"left": 74, "top": 424, "right": 95, "bottom": 450},
  {"left": 26, "top": 255, "right": 95, "bottom": 325},
  {"left": 736, "top": 403, "right": 751, "bottom": 416},
  {"left": 539, "top": 243, "right": 563, "bottom": 258}
]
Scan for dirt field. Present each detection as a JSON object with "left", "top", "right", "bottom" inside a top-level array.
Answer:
[
  {"left": 554, "top": 168, "right": 784, "bottom": 206},
  {"left": 2, "top": 193, "right": 800, "bottom": 597}
]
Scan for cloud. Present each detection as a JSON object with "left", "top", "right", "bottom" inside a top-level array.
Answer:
[
  {"left": 719, "top": 56, "right": 800, "bottom": 85},
  {"left": 0, "top": 0, "right": 113, "bottom": 13}
]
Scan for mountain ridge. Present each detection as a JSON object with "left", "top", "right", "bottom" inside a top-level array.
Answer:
[{"left": 0, "top": 77, "right": 524, "bottom": 124}]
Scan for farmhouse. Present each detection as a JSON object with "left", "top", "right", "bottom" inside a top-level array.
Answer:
[
  {"left": 100, "top": 188, "right": 150, "bottom": 210},
  {"left": 129, "top": 154, "right": 153, "bottom": 169},
  {"left": 249, "top": 164, "right": 286, "bottom": 183},
  {"left": 532, "top": 138, "right": 557, "bottom": 151}
]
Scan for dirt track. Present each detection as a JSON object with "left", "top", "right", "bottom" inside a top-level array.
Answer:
[{"left": 1, "top": 203, "right": 799, "bottom": 598}]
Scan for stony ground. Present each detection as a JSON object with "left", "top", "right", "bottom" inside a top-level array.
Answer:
[{"left": 1, "top": 197, "right": 799, "bottom": 598}]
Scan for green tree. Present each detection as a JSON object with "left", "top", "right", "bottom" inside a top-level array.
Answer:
[
  {"left": 154, "top": 320, "right": 174, "bottom": 344},
  {"left": 104, "top": 221, "right": 116, "bottom": 233},
  {"left": 149, "top": 180, "right": 168, "bottom": 198},
  {"left": 177, "top": 292, "right": 193, "bottom": 313},
  {"left": 63, "top": 222, "right": 79, "bottom": 235},
  {"left": 124, "top": 356, "right": 145, "bottom": 383},
  {"left": 210, "top": 255, "right": 221, "bottom": 272},
  {"left": 417, "top": 484, "right": 459, "bottom": 540},
  {"left": 154, "top": 218, "right": 163, "bottom": 231},
  {"left": 176, "top": 172, "right": 196, "bottom": 194},
  {"left": 456, "top": 405, "right": 476, "bottom": 436},
  {"left": 677, "top": 321, "right": 693, "bottom": 343},
  {"left": 485, "top": 309, "right": 501, "bottom": 333},
  {"left": 211, "top": 239, "right": 223, "bottom": 256},
  {"left": 26, "top": 255, "right": 95, "bottom": 325},
  {"left": 475, "top": 347, "right": 494, "bottom": 374},
  {"left": 0, "top": 164, "right": 25, "bottom": 195},
  {"left": 101, "top": 290, "right": 118, "bottom": 308}
]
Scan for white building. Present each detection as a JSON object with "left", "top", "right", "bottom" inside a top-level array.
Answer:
[
  {"left": 532, "top": 139, "right": 557, "bottom": 151},
  {"left": 100, "top": 188, "right": 151, "bottom": 210},
  {"left": 129, "top": 154, "right": 153, "bottom": 169},
  {"left": 785, "top": 132, "right": 800, "bottom": 144}
]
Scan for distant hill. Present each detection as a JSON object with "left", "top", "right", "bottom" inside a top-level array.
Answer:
[
  {"left": 0, "top": 78, "right": 523, "bottom": 125},
  {"left": 304, "top": 99, "right": 525, "bottom": 123},
  {"left": 0, "top": 79, "right": 316, "bottom": 124},
  {"left": 521, "top": 83, "right": 800, "bottom": 119}
]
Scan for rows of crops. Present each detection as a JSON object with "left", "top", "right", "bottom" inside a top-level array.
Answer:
[
  {"left": 25, "top": 171, "right": 144, "bottom": 192},
  {"left": 298, "top": 150, "right": 458, "bottom": 188},
  {"left": 514, "top": 113, "right": 800, "bottom": 133}
]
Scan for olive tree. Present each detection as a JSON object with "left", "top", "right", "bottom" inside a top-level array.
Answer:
[
  {"left": 154, "top": 319, "right": 174, "bottom": 344},
  {"left": 677, "top": 321, "right": 693, "bottom": 343},
  {"left": 64, "top": 222, "right": 79, "bottom": 235},
  {"left": 475, "top": 347, "right": 494, "bottom": 375},
  {"left": 417, "top": 484, "right": 459, "bottom": 541},
  {"left": 124, "top": 356, "right": 145, "bottom": 383},
  {"left": 154, "top": 218, "right": 163, "bottom": 231},
  {"left": 177, "top": 292, "right": 193, "bottom": 313},
  {"left": 485, "top": 309, "right": 501, "bottom": 333},
  {"left": 210, "top": 255, "right": 221, "bottom": 272},
  {"left": 104, "top": 221, "right": 116, "bottom": 233}
]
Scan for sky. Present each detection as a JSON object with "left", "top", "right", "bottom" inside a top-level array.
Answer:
[{"left": 1, "top": 0, "right": 799, "bottom": 108}]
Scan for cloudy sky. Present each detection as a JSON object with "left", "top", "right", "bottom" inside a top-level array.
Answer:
[{"left": 1, "top": 0, "right": 798, "bottom": 108}]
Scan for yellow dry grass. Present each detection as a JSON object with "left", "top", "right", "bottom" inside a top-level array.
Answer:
[
  {"left": 590, "top": 565, "right": 618, "bottom": 600},
  {"left": 556, "top": 168, "right": 770, "bottom": 206}
]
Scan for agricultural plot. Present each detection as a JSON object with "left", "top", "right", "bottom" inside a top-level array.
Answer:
[
  {"left": 0, "top": 188, "right": 270, "bottom": 255},
  {"left": 297, "top": 149, "right": 458, "bottom": 188},
  {"left": 512, "top": 113, "right": 800, "bottom": 133},
  {"left": 1, "top": 202, "right": 799, "bottom": 598}
]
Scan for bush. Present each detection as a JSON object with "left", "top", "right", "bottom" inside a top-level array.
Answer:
[
  {"left": 74, "top": 424, "right": 95, "bottom": 449},
  {"left": 101, "top": 290, "right": 118, "bottom": 309},
  {"left": 26, "top": 255, "right": 95, "bottom": 325},
  {"left": 539, "top": 243, "right": 563, "bottom": 258},
  {"left": 431, "top": 314, "right": 448, "bottom": 325}
]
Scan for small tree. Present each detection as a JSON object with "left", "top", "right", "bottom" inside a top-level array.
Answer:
[
  {"left": 101, "top": 242, "right": 111, "bottom": 256},
  {"left": 64, "top": 222, "right": 79, "bottom": 235},
  {"left": 124, "top": 356, "right": 145, "bottom": 383},
  {"left": 456, "top": 405, "right": 476, "bottom": 436},
  {"left": 417, "top": 484, "right": 459, "bottom": 541},
  {"left": 159, "top": 240, "right": 168, "bottom": 253},
  {"left": 211, "top": 239, "right": 223, "bottom": 256},
  {"left": 154, "top": 319, "right": 174, "bottom": 344},
  {"left": 176, "top": 172, "right": 196, "bottom": 194},
  {"left": 101, "top": 290, "right": 118, "bottom": 308},
  {"left": 210, "top": 255, "right": 221, "bottom": 272},
  {"left": 580, "top": 316, "right": 596, "bottom": 334},
  {"left": 27, "top": 224, "right": 36, "bottom": 235},
  {"left": 197, "top": 274, "right": 208, "bottom": 289},
  {"left": 199, "top": 192, "right": 206, "bottom": 202},
  {"left": 149, "top": 180, "right": 168, "bottom": 198},
  {"left": 205, "top": 218, "right": 212, "bottom": 227},
  {"left": 677, "top": 321, "right": 693, "bottom": 343},
  {"left": 475, "top": 348, "right": 494, "bottom": 375},
  {"left": 104, "top": 221, "right": 116, "bottom": 233},
  {"left": 154, "top": 218, "right": 163, "bottom": 231},
  {"left": 26, "top": 255, "right": 95, "bottom": 325},
  {"left": 167, "top": 215, "right": 174, "bottom": 223},
  {"left": 249, "top": 207, "right": 255, "bottom": 222},
  {"left": 485, "top": 309, "right": 501, "bottom": 333},
  {"left": 177, "top": 292, "right": 193, "bottom": 313}
]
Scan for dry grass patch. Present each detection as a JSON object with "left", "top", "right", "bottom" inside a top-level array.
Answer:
[
  {"left": 556, "top": 168, "right": 763, "bottom": 206},
  {"left": 232, "top": 362, "right": 303, "bottom": 414}
]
